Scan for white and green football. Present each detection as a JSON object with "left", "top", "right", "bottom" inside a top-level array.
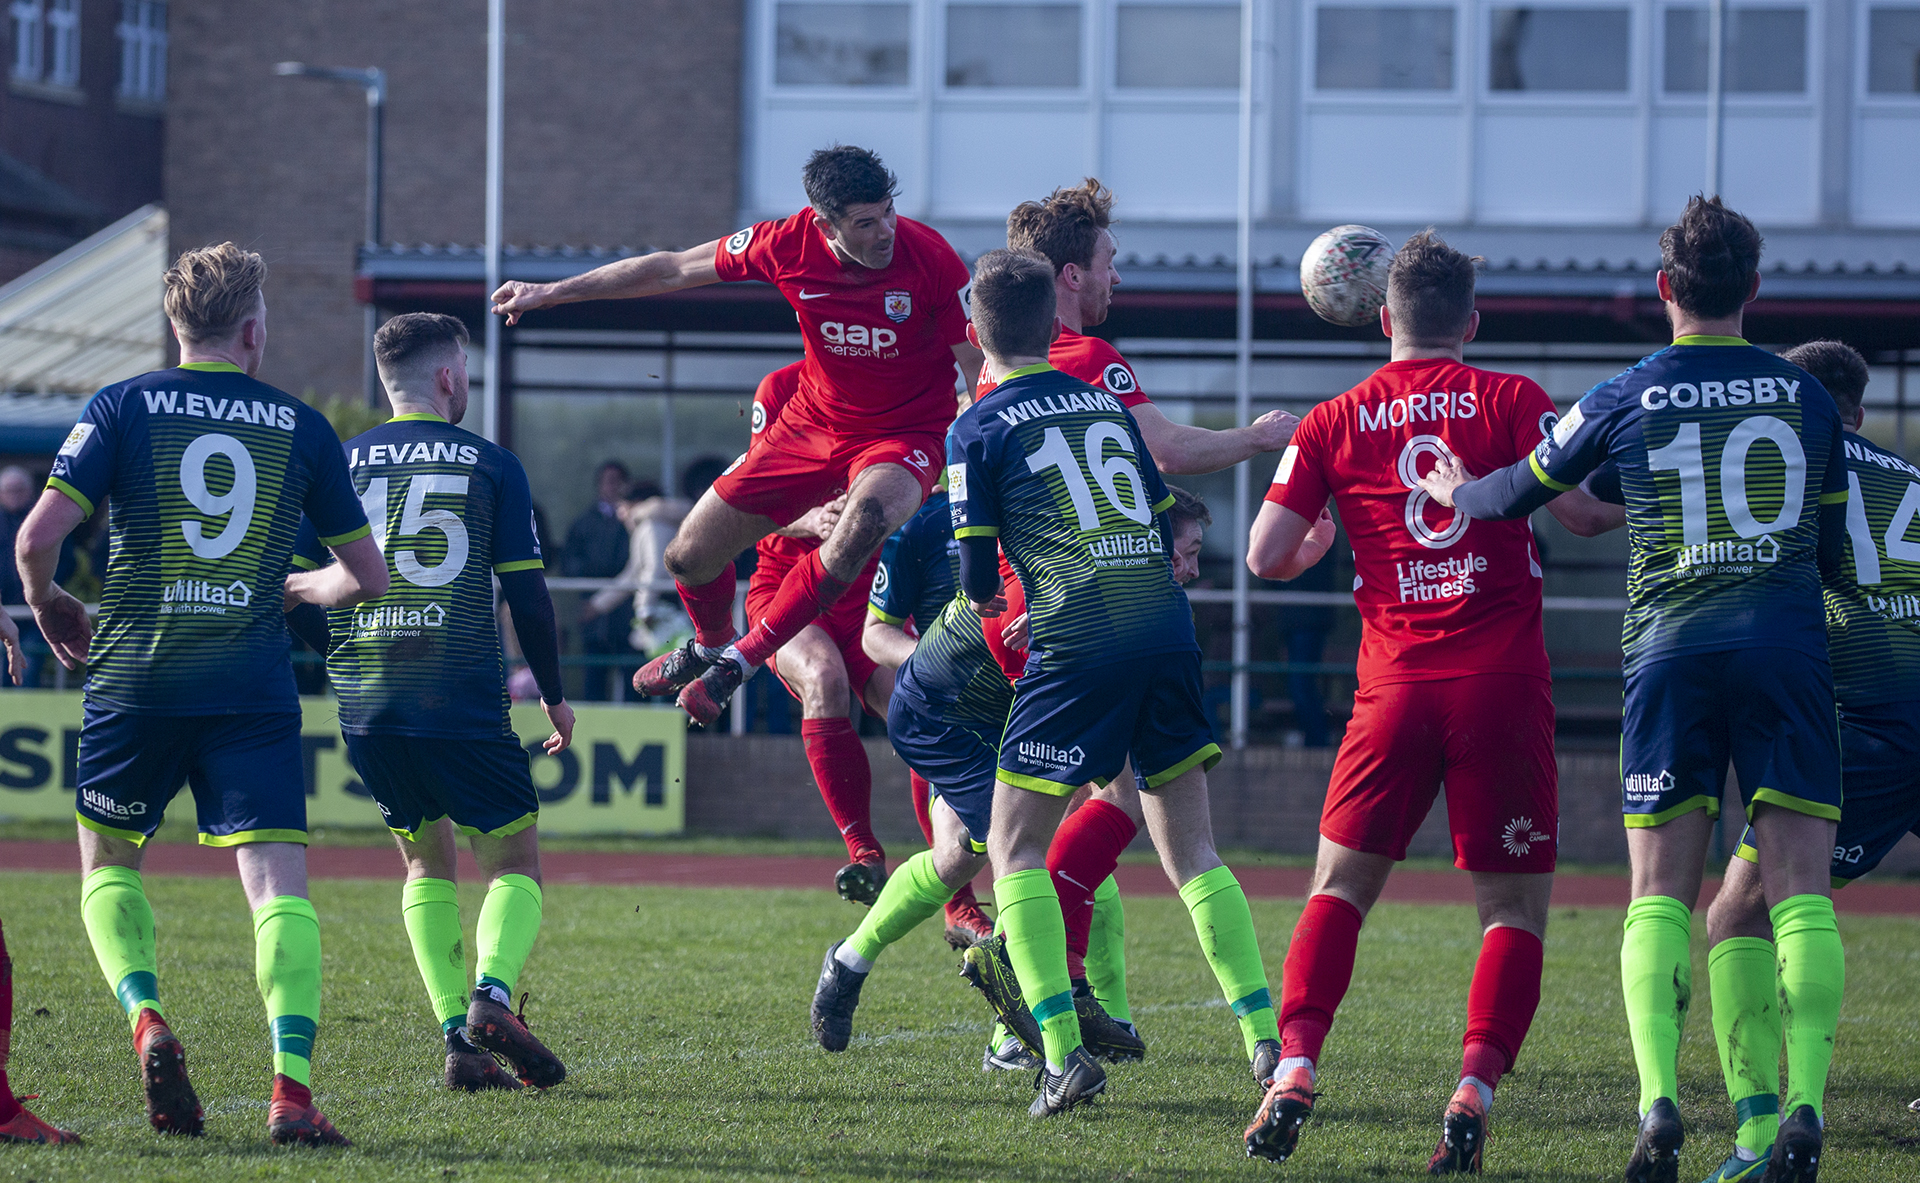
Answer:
[{"left": 1300, "top": 225, "right": 1394, "bottom": 327}]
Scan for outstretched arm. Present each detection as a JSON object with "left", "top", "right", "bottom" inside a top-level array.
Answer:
[
  {"left": 491, "top": 243, "right": 722, "bottom": 325},
  {"left": 1247, "top": 500, "right": 1337, "bottom": 582},
  {"left": 1544, "top": 487, "right": 1627, "bottom": 537},
  {"left": 1420, "top": 455, "right": 1562, "bottom": 523},
  {"left": 1134, "top": 403, "right": 1298, "bottom": 476}
]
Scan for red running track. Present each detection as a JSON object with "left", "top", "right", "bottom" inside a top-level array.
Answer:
[{"left": 3, "top": 841, "right": 1916, "bottom": 915}]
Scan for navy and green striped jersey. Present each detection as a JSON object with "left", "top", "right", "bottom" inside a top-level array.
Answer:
[
  {"left": 294, "top": 413, "right": 543, "bottom": 737},
  {"left": 893, "top": 594, "right": 1014, "bottom": 736},
  {"left": 1529, "top": 337, "right": 1848, "bottom": 673},
  {"left": 946, "top": 363, "right": 1189, "bottom": 671},
  {"left": 47, "top": 362, "right": 368, "bottom": 715},
  {"left": 869, "top": 489, "right": 957, "bottom": 634},
  {"left": 1826, "top": 432, "right": 1920, "bottom": 707}
]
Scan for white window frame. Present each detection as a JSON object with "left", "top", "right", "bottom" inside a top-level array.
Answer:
[
  {"left": 9, "top": 0, "right": 43, "bottom": 81},
  {"left": 117, "top": 0, "right": 165, "bottom": 103},
  {"left": 1653, "top": 0, "right": 1818, "bottom": 106},
  {"left": 1858, "top": 2, "right": 1920, "bottom": 105},
  {"left": 1478, "top": 0, "right": 1641, "bottom": 106},
  {"left": 45, "top": 0, "right": 75, "bottom": 87},
  {"left": 1106, "top": 0, "right": 1243, "bottom": 102},
  {"left": 938, "top": 0, "right": 1090, "bottom": 98},
  {"left": 1305, "top": 0, "right": 1468, "bottom": 102},
  {"left": 762, "top": 0, "right": 918, "bottom": 96}
]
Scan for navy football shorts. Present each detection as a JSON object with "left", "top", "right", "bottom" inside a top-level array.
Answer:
[
  {"left": 344, "top": 731, "right": 539, "bottom": 841},
  {"left": 997, "top": 650, "right": 1221, "bottom": 796},
  {"left": 1735, "top": 700, "right": 1920, "bottom": 884},
  {"left": 1620, "top": 647, "right": 1841, "bottom": 828},
  {"left": 887, "top": 689, "right": 994, "bottom": 851},
  {"left": 75, "top": 705, "right": 306, "bottom": 846}
]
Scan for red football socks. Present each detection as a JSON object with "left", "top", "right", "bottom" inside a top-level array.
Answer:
[
  {"left": 1047, "top": 799, "right": 1137, "bottom": 978},
  {"left": 735, "top": 551, "right": 851, "bottom": 668},
  {"left": 910, "top": 770, "right": 935, "bottom": 845},
  {"left": 675, "top": 561, "right": 739, "bottom": 650},
  {"left": 801, "top": 718, "right": 879, "bottom": 862},
  {"left": 1459, "top": 925, "right": 1544, "bottom": 1090},
  {"left": 0, "top": 921, "right": 18, "bottom": 1123},
  {"left": 1278, "top": 893, "right": 1365, "bottom": 1064}
]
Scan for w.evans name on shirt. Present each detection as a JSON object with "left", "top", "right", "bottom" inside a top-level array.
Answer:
[{"left": 138, "top": 388, "right": 300, "bottom": 430}]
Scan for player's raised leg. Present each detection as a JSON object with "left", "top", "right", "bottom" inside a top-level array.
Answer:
[
  {"left": 0, "top": 919, "right": 79, "bottom": 1145},
  {"left": 636, "top": 491, "right": 773, "bottom": 697}
]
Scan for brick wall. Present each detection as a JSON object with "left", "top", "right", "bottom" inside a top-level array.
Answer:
[{"left": 166, "top": 1, "right": 742, "bottom": 400}]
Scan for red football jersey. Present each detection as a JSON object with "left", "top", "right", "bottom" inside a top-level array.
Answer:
[
  {"left": 1266, "top": 358, "right": 1558, "bottom": 689},
  {"left": 974, "top": 325, "right": 1149, "bottom": 407},
  {"left": 714, "top": 211, "right": 971, "bottom": 436}
]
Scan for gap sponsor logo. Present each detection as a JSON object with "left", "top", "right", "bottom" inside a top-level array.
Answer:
[
  {"left": 816, "top": 321, "right": 898, "bottom": 357},
  {"left": 1639, "top": 377, "right": 1799, "bottom": 411},
  {"left": 1623, "top": 769, "right": 1675, "bottom": 804},
  {"left": 1085, "top": 529, "right": 1162, "bottom": 568},
  {"left": 143, "top": 390, "right": 296, "bottom": 430},
  {"left": 353, "top": 602, "right": 448, "bottom": 633},
  {"left": 1675, "top": 534, "right": 1781, "bottom": 571},
  {"left": 994, "top": 389, "right": 1125, "bottom": 426},
  {"left": 352, "top": 441, "right": 481, "bottom": 467},
  {"left": 1395, "top": 552, "right": 1486, "bottom": 602},
  {"left": 1357, "top": 390, "right": 1478, "bottom": 432},
  {"left": 159, "top": 578, "right": 253, "bottom": 614},
  {"left": 1016, "top": 741, "right": 1084, "bottom": 772},
  {"left": 82, "top": 787, "right": 147, "bottom": 818}
]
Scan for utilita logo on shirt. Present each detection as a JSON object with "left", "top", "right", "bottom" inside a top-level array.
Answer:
[
  {"left": 1676, "top": 534, "right": 1782, "bottom": 573},
  {"left": 1395, "top": 553, "right": 1486, "bottom": 602},
  {"left": 1623, "top": 769, "right": 1676, "bottom": 803},
  {"left": 353, "top": 602, "right": 448, "bottom": 636},
  {"left": 1085, "top": 530, "right": 1163, "bottom": 569},
  {"left": 159, "top": 578, "right": 254, "bottom": 614},
  {"left": 817, "top": 321, "right": 899, "bottom": 358}
]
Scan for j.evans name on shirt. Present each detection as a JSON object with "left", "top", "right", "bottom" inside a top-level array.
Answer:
[
  {"left": 143, "top": 389, "right": 298, "bottom": 430},
  {"left": 1638, "top": 377, "right": 1801, "bottom": 411},
  {"left": 350, "top": 442, "right": 483, "bottom": 468},
  {"left": 1356, "top": 391, "right": 1480, "bottom": 432}
]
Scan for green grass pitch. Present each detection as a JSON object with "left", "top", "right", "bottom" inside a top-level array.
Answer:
[{"left": 2, "top": 870, "right": 1917, "bottom": 1181}]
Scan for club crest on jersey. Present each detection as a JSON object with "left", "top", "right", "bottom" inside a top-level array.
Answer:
[
  {"left": 1102, "top": 363, "right": 1137, "bottom": 396},
  {"left": 725, "top": 226, "right": 753, "bottom": 254},
  {"left": 884, "top": 290, "right": 912, "bottom": 323}
]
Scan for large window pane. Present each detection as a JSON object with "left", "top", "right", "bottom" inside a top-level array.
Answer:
[
  {"left": 1316, "top": 6, "right": 1455, "bottom": 90},
  {"left": 1868, "top": 8, "right": 1920, "bottom": 94},
  {"left": 775, "top": 2, "right": 910, "bottom": 86},
  {"left": 1663, "top": 6, "right": 1807, "bottom": 94},
  {"left": 947, "top": 4, "right": 1081, "bottom": 87},
  {"left": 1489, "top": 7, "right": 1629, "bottom": 91},
  {"left": 1116, "top": 4, "right": 1239, "bottom": 88}
]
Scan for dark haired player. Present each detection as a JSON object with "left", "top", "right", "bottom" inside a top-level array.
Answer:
[
  {"left": 288, "top": 313, "right": 573, "bottom": 1093},
  {"left": 953, "top": 249, "right": 1276, "bottom": 1118},
  {"left": 739, "top": 361, "right": 895, "bottom": 903},
  {"left": 1420, "top": 198, "right": 1849, "bottom": 1183},
  {"left": 1697, "top": 340, "right": 1918, "bottom": 1182},
  {"left": 1246, "top": 230, "right": 1620, "bottom": 1171},
  {"left": 493, "top": 145, "right": 981, "bottom": 726},
  {"left": 15, "top": 243, "right": 385, "bottom": 1145},
  {"left": 991, "top": 179, "right": 1301, "bottom": 1058},
  {"left": 863, "top": 461, "right": 997, "bottom": 946}
]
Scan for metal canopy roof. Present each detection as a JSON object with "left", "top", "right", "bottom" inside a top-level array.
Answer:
[{"left": 0, "top": 204, "right": 168, "bottom": 398}]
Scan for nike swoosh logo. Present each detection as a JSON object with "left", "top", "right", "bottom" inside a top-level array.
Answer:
[{"left": 797, "top": 290, "right": 830, "bottom": 300}]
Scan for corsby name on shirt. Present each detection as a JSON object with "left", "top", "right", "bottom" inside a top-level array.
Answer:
[
  {"left": 1637, "top": 377, "right": 1800, "bottom": 410},
  {"left": 143, "top": 389, "right": 297, "bottom": 430}
]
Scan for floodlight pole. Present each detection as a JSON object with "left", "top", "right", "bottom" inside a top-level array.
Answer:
[
  {"left": 1230, "top": 0, "right": 1255, "bottom": 751},
  {"left": 274, "top": 62, "right": 385, "bottom": 407},
  {"left": 1706, "top": 0, "right": 1725, "bottom": 195},
  {"left": 483, "top": 0, "right": 505, "bottom": 444}
]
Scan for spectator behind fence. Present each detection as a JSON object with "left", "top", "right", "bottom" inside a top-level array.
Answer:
[
  {"left": 584, "top": 481, "right": 691, "bottom": 666},
  {"left": 0, "top": 465, "right": 76, "bottom": 688},
  {"left": 563, "top": 461, "right": 635, "bottom": 700}
]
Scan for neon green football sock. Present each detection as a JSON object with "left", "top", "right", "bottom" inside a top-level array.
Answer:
[
  {"left": 253, "top": 895, "right": 322, "bottom": 1086},
  {"left": 475, "top": 873, "right": 543, "bottom": 998},
  {"left": 994, "top": 868, "right": 1080, "bottom": 1069},
  {"left": 80, "top": 865, "right": 162, "bottom": 1027},
  {"left": 1621, "top": 895, "right": 1694, "bottom": 1114},
  {"left": 847, "top": 851, "right": 955, "bottom": 966},
  {"left": 1084, "top": 875, "right": 1132, "bottom": 1024},
  {"left": 401, "top": 877, "right": 469, "bottom": 1027},
  {"left": 1770, "top": 894, "right": 1844, "bottom": 1121},
  {"left": 1178, "top": 865, "right": 1277, "bottom": 1057},
  {"left": 1709, "top": 937, "right": 1781, "bottom": 1157}
]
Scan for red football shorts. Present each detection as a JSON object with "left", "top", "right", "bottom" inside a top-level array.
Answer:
[
  {"left": 747, "top": 543, "right": 883, "bottom": 714},
  {"left": 1321, "top": 673, "right": 1557, "bottom": 872},
  {"left": 712, "top": 412, "right": 944, "bottom": 528}
]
